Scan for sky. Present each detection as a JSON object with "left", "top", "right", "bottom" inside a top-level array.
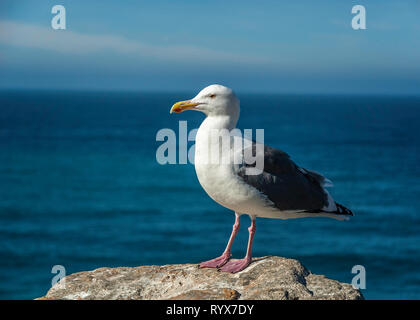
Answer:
[{"left": 0, "top": 0, "right": 419, "bottom": 94}]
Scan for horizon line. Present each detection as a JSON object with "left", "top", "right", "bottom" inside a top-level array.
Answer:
[{"left": 0, "top": 87, "right": 419, "bottom": 97}]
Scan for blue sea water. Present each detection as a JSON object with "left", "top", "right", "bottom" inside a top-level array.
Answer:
[{"left": 0, "top": 90, "right": 419, "bottom": 300}]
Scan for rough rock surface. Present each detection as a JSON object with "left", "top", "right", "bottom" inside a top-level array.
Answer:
[{"left": 38, "top": 256, "right": 363, "bottom": 300}]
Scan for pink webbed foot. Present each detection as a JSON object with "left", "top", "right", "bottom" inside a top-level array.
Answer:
[
  {"left": 219, "top": 258, "right": 251, "bottom": 273},
  {"left": 199, "top": 253, "right": 230, "bottom": 268}
]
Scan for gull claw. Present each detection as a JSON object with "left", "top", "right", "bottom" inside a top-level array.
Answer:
[
  {"left": 199, "top": 254, "right": 230, "bottom": 269},
  {"left": 218, "top": 258, "right": 251, "bottom": 273}
]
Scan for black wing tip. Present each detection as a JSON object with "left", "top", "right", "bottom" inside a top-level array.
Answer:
[
  {"left": 334, "top": 202, "right": 354, "bottom": 216},
  {"left": 305, "top": 202, "right": 354, "bottom": 216},
  {"left": 302, "top": 202, "right": 354, "bottom": 217}
]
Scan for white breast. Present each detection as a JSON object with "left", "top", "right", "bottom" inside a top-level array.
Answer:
[{"left": 193, "top": 116, "right": 276, "bottom": 216}]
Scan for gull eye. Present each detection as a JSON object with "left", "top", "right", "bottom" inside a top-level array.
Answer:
[{"left": 209, "top": 94, "right": 216, "bottom": 99}]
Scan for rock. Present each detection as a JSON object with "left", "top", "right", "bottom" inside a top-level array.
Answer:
[{"left": 38, "top": 256, "right": 363, "bottom": 300}]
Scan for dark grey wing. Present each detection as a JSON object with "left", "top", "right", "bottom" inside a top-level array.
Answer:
[{"left": 237, "top": 143, "right": 335, "bottom": 213}]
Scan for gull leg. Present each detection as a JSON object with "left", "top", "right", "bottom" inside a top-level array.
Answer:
[
  {"left": 219, "top": 216, "right": 256, "bottom": 273},
  {"left": 199, "top": 213, "right": 241, "bottom": 268}
]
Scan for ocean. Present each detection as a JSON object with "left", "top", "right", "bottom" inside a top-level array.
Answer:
[{"left": 0, "top": 90, "right": 419, "bottom": 299}]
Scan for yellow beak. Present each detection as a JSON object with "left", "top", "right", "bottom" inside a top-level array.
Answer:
[{"left": 170, "top": 100, "right": 200, "bottom": 114}]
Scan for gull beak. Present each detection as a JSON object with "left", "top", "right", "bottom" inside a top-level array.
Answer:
[{"left": 170, "top": 100, "right": 200, "bottom": 114}]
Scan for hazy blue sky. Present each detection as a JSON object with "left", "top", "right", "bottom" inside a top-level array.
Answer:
[{"left": 0, "top": 0, "right": 419, "bottom": 94}]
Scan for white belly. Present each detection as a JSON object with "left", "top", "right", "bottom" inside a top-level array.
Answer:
[{"left": 195, "top": 163, "right": 245, "bottom": 210}]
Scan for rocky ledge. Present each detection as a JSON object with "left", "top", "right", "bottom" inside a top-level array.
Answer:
[{"left": 38, "top": 256, "right": 363, "bottom": 300}]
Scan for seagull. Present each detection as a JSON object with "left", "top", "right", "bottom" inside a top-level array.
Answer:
[{"left": 170, "top": 84, "right": 353, "bottom": 273}]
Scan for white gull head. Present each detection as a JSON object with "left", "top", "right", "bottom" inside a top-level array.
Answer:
[{"left": 170, "top": 84, "right": 240, "bottom": 125}]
